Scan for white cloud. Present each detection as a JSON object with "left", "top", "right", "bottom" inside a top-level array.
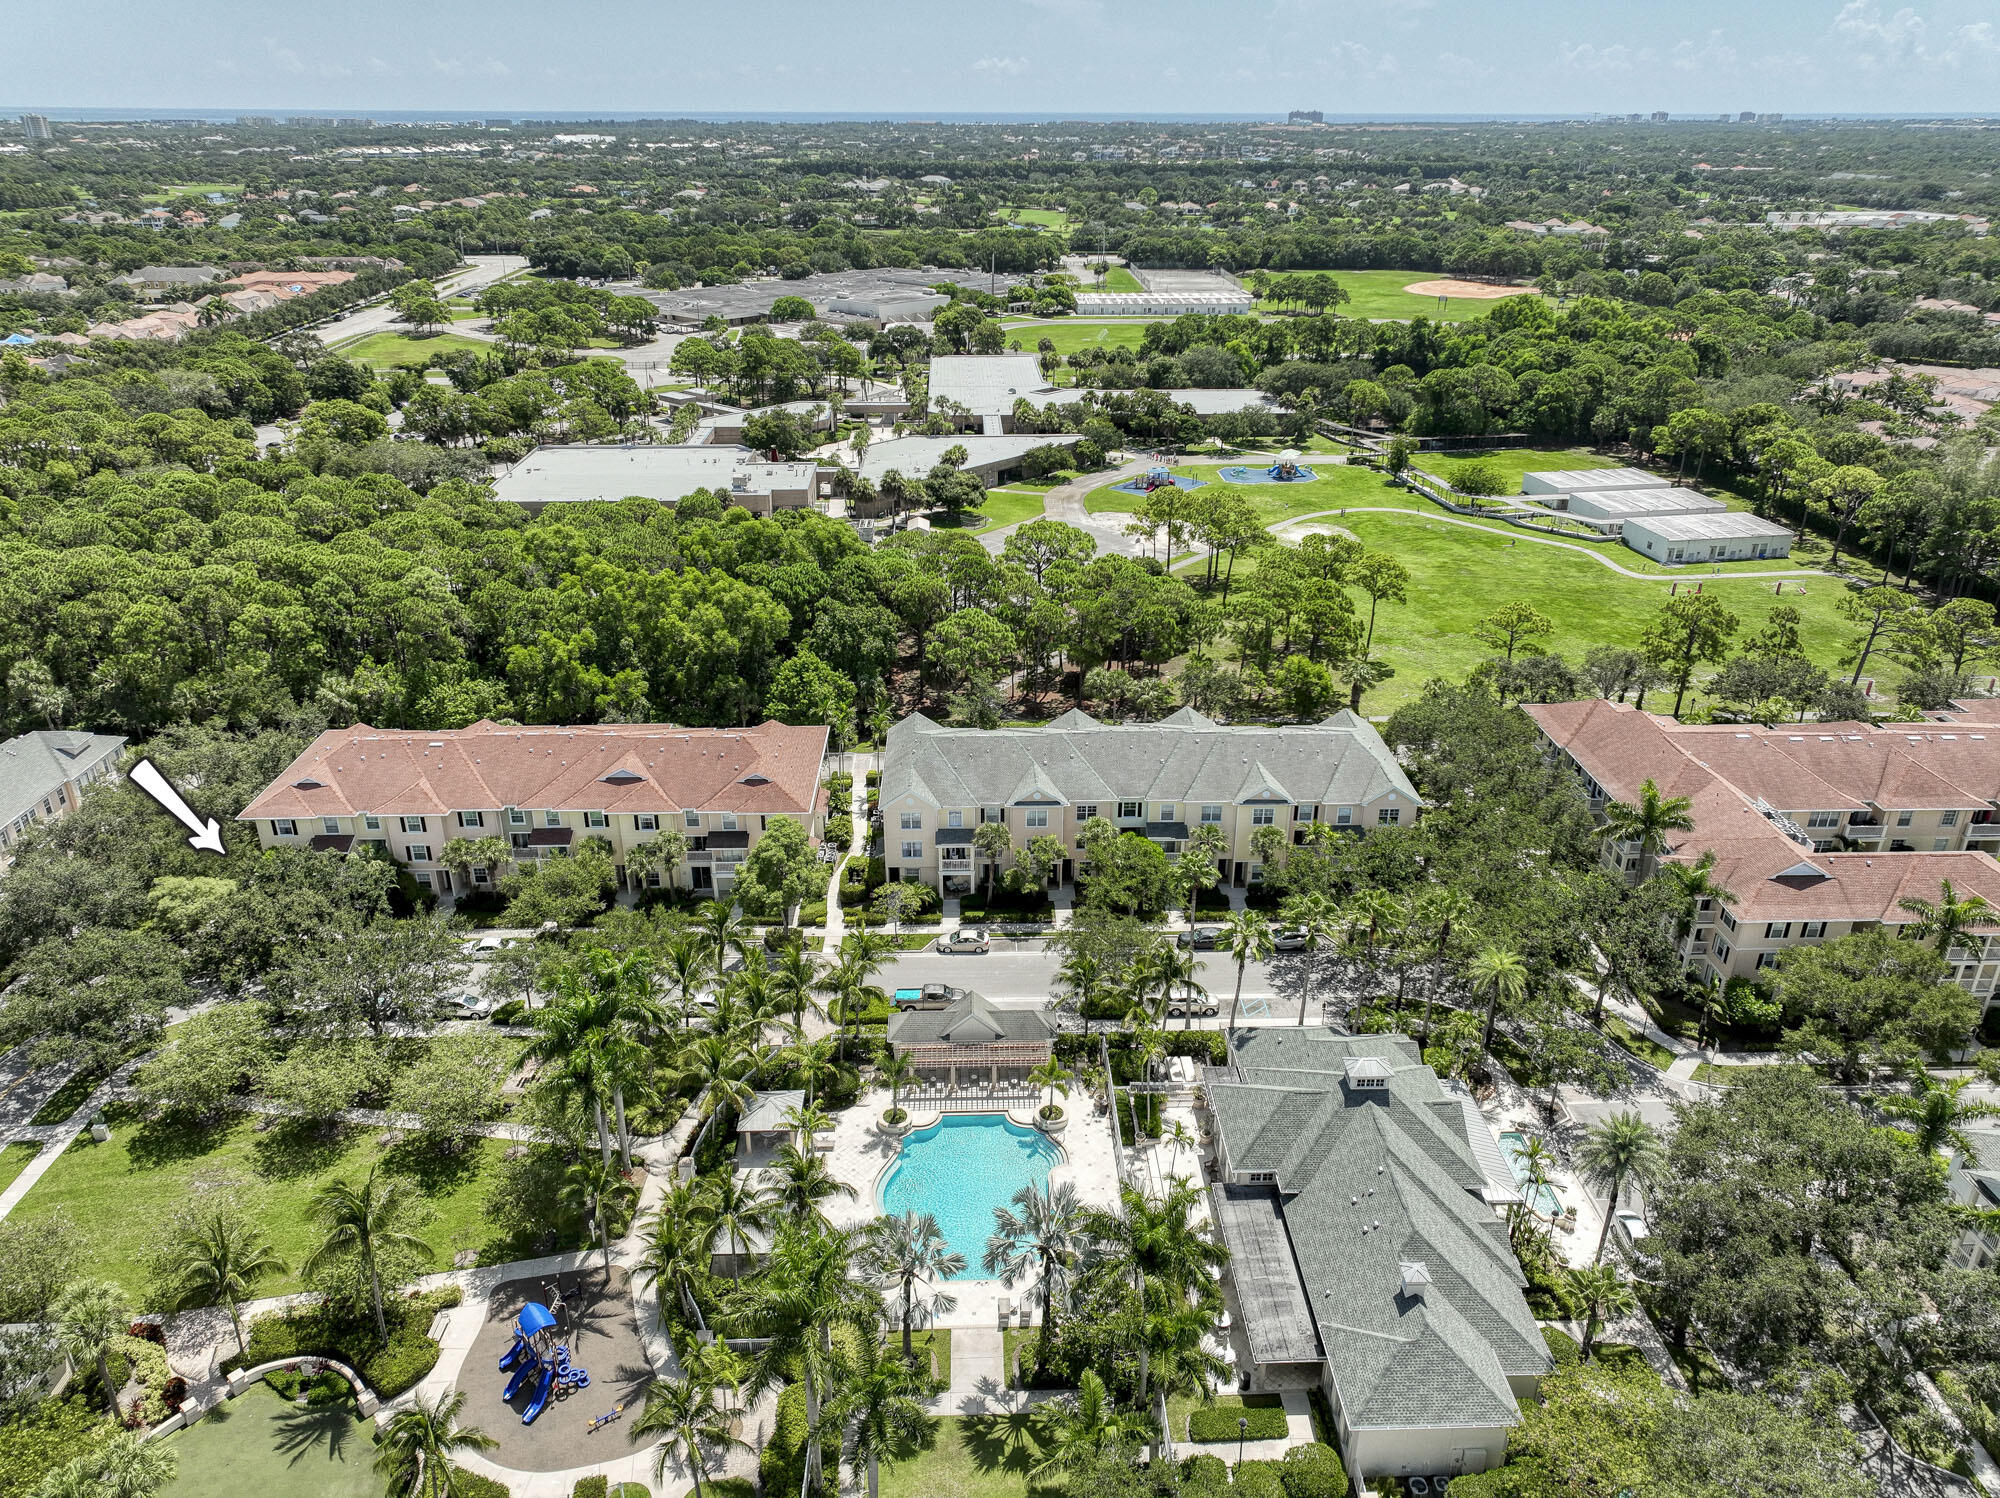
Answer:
[
  {"left": 973, "top": 55, "right": 1030, "bottom": 75},
  {"left": 1558, "top": 42, "right": 1642, "bottom": 75},
  {"left": 1434, "top": 51, "right": 1493, "bottom": 82},
  {"left": 1670, "top": 31, "right": 1740, "bottom": 73},
  {"left": 429, "top": 54, "right": 512, "bottom": 78},
  {"left": 1329, "top": 41, "right": 1400, "bottom": 77},
  {"left": 1831, "top": 1, "right": 2000, "bottom": 69},
  {"left": 263, "top": 38, "right": 349, "bottom": 79}
]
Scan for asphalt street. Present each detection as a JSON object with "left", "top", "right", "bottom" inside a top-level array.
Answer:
[{"left": 880, "top": 948, "right": 1293, "bottom": 1019}]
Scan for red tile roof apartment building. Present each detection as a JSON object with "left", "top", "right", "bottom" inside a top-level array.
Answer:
[
  {"left": 1523, "top": 698, "right": 2000, "bottom": 1004},
  {"left": 239, "top": 719, "right": 829, "bottom": 898}
]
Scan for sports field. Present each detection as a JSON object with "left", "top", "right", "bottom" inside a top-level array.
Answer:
[
  {"left": 999, "top": 207, "right": 1071, "bottom": 227},
  {"left": 1001, "top": 320, "right": 1150, "bottom": 356},
  {"left": 334, "top": 330, "right": 496, "bottom": 368},
  {"left": 1259, "top": 269, "right": 1541, "bottom": 322}
]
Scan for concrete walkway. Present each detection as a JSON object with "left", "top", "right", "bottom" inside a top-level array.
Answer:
[{"left": 0, "top": 1056, "right": 148, "bottom": 1224}]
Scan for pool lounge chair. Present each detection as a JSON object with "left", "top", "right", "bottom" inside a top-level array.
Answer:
[{"left": 997, "top": 1296, "right": 1011, "bottom": 1327}]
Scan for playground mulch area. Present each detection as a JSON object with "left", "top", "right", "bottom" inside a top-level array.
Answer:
[{"left": 468, "top": 1266, "right": 656, "bottom": 1472}]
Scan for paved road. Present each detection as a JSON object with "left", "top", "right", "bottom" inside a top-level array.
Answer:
[
  {"left": 320, "top": 253, "right": 528, "bottom": 345},
  {"left": 882, "top": 948, "right": 1290, "bottom": 1012}
]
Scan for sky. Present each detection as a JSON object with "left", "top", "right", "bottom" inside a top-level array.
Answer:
[{"left": 10, "top": 0, "right": 2000, "bottom": 117}]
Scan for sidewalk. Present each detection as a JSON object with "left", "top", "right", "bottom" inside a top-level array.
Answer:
[{"left": 0, "top": 1056, "right": 149, "bottom": 1224}]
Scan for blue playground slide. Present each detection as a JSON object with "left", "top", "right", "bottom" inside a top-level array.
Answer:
[
  {"left": 502, "top": 1356, "right": 540, "bottom": 1403},
  {"left": 498, "top": 1337, "right": 529, "bottom": 1372},
  {"left": 522, "top": 1362, "right": 556, "bottom": 1424}
]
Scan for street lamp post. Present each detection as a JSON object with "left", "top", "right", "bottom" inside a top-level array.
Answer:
[{"left": 1238, "top": 1415, "right": 1248, "bottom": 1469}]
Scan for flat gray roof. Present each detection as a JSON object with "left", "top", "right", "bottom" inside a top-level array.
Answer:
[
  {"left": 492, "top": 444, "right": 816, "bottom": 505},
  {"left": 1211, "top": 1184, "right": 1323, "bottom": 1365},
  {"left": 1623, "top": 510, "right": 1792, "bottom": 540},
  {"left": 1562, "top": 488, "right": 1726, "bottom": 518},
  {"left": 849, "top": 433, "right": 1079, "bottom": 485},
  {"left": 928, "top": 354, "right": 1054, "bottom": 415},
  {"left": 634, "top": 267, "right": 1025, "bottom": 323},
  {"left": 1521, "top": 466, "right": 1660, "bottom": 492}
]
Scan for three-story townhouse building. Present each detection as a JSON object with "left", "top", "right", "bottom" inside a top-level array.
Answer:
[
  {"left": 0, "top": 729, "right": 126, "bottom": 869},
  {"left": 1525, "top": 698, "right": 2000, "bottom": 1005},
  {"left": 238, "top": 719, "right": 828, "bottom": 898},
  {"left": 880, "top": 706, "right": 1421, "bottom": 895}
]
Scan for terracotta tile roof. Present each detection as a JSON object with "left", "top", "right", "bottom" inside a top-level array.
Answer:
[
  {"left": 238, "top": 720, "right": 828, "bottom": 823},
  {"left": 1523, "top": 698, "right": 2000, "bottom": 924}
]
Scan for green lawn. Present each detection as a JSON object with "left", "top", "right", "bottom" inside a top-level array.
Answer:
[
  {"left": 1601, "top": 1015, "right": 1677, "bottom": 1071},
  {"left": 13, "top": 1104, "right": 544, "bottom": 1300},
  {"left": 999, "top": 207, "right": 1071, "bottom": 228},
  {"left": 1082, "top": 267, "right": 1146, "bottom": 293},
  {"left": 968, "top": 490, "right": 1047, "bottom": 534},
  {"left": 161, "top": 1381, "right": 378, "bottom": 1498},
  {"left": 1260, "top": 269, "right": 1541, "bottom": 322},
  {"left": 333, "top": 331, "right": 494, "bottom": 368},
  {"left": 0, "top": 1141, "right": 41, "bottom": 1195},
  {"left": 876, "top": 1413, "right": 1059, "bottom": 1498},
  {"left": 902, "top": 1328, "right": 951, "bottom": 1386},
  {"left": 1086, "top": 463, "right": 1394, "bottom": 529},
  {"left": 1001, "top": 320, "right": 1150, "bottom": 356}
]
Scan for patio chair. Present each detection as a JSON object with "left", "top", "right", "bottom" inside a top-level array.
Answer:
[
  {"left": 997, "top": 1296, "right": 1011, "bottom": 1327},
  {"left": 1018, "top": 1302, "right": 1032, "bottom": 1328}
]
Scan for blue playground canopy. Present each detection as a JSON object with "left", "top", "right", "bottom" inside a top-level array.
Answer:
[{"left": 516, "top": 1302, "right": 557, "bottom": 1336}]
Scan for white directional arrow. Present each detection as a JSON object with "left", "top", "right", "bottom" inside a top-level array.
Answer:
[{"left": 128, "top": 757, "right": 227, "bottom": 855}]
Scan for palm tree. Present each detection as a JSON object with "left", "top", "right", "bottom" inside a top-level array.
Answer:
[
  {"left": 771, "top": 1141, "right": 859, "bottom": 1224},
  {"left": 53, "top": 1281, "right": 130, "bottom": 1421},
  {"left": 560, "top": 1154, "right": 626, "bottom": 1275},
  {"left": 1029, "top": 1056, "right": 1076, "bottom": 1120},
  {"left": 786, "top": 1034, "right": 842, "bottom": 1110},
  {"left": 631, "top": 1373, "right": 749, "bottom": 1498},
  {"left": 738, "top": 1220, "right": 883, "bottom": 1494},
  {"left": 1877, "top": 1071, "right": 2000, "bottom": 1158},
  {"left": 1218, "top": 910, "right": 1275, "bottom": 1055},
  {"left": 816, "top": 948, "right": 889, "bottom": 1061},
  {"left": 1660, "top": 849, "right": 1736, "bottom": 942},
  {"left": 1599, "top": 779, "right": 1695, "bottom": 870},
  {"left": 1413, "top": 885, "right": 1474, "bottom": 1042},
  {"left": 769, "top": 942, "right": 823, "bottom": 1033},
  {"left": 877, "top": 1050, "right": 916, "bottom": 1120},
  {"left": 1029, "top": 1368, "right": 1151, "bottom": 1477},
  {"left": 373, "top": 1388, "right": 497, "bottom": 1498},
  {"left": 1280, "top": 892, "right": 1340, "bottom": 1026},
  {"left": 1344, "top": 887, "right": 1403, "bottom": 970},
  {"left": 1084, "top": 1180, "right": 1227, "bottom": 1411},
  {"left": 785, "top": 1099, "right": 834, "bottom": 1151},
  {"left": 973, "top": 819, "right": 1014, "bottom": 903},
  {"left": 37, "top": 1428, "right": 177, "bottom": 1498},
  {"left": 1056, "top": 948, "right": 1112, "bottom": 1036},
  {"left": 1899, "top": 877, "right": 1998, "bottom": 959},
  {"left": 302, "top": 1166, "right": 432, "bottom": 1346},
  {"left": 1161, "top": 1118, "right": 1197, "bottom": 1181},
  {"left": 1568, "top": 1264, "right": 1638, "bottom": 1362},
  {"left": 1138, "top": 1287, "right": 1230, "bottom": 1460},
  {"left": 693, "top": 1169, "right": 776, "bottom": 1284},
  {"left": 167, "top": 1206, "right": 286, "bottom": 1359},
  {"left": 818, "top": 1334, "right": 934, "bottom": 1498},
  {"left": 695, "top": 900, "right": 752, "bottom": 974},
  {"left": 984, "top": 1179, "right": 1088, "bottom": 1382},
  {"left": 1470, "top": 944, "right": 1529, "bottom": 1058},
  {"left": 638, "top": 1184, "right": 713, "bottom": 1334},
  {"left": 662, "top": 934, "right": 712, "bottom": 1029},
  {"left": 1176, "top": 823, "right": 1231, "bottom": 928},
  {"left": 1575, "top": 1111, "right": 1666, "bottom": 1264},
  {"left": 866, "top": 1210, "right": 965, "bottom": 1361},
  {"left": 526, "top": 983, "right": 619, "bottom": 1165},
  {"left": 683, "top": 1031, "right": 753, "bottom": 1123}
]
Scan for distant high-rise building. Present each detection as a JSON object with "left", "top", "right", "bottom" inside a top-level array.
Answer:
[
  {"left": 236, "top": 115, "right": 274, "bottom": 127},
  {"left": 1762, "top": 112, "right": 1783, "bottom": 123},
  {"left": 1651, "top": 111, "right": 1669, "bottom": 122},
  {"left": 1287, "top": 109, "right": 1324, "bottom": 125},
  {"left": 288, "top": 116, "right": 336, "bottom": 128},
  {"left": 1627, "top": 113, "right": 1643, "bottom": 123},
  {"left": 1738, "top": 110, "right": 1757, "bottom": 122},
  {"left": 335, "top": 117, "right": 373, "bottom": 128},
  {"left": 20, "top": 114, "right": 51, "bottom": 140}
]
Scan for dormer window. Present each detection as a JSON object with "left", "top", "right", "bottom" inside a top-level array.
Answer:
[
  {"left": 740, "top": 773, "right": 770, "bottom": 786},
  {"left": 602, "top": 769, "right": 645, "bottom": 787},
  {"left": 292, "top": 778, "right": 325, "bottom": 790}
]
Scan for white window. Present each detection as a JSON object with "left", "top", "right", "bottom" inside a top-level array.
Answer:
[
  {"left": 1378, "top": 807, "right": 1400, "bottom": 825},
  {"left": 414, "top": 872, "right": 433, "bottom": 888},
  {"left": 1897, "top": 810, "right": 1914, "bottom": 827},
  {"left": 721, "top": 812, "right": 738, "bottom": 831},
  {"left": 1337, "top": 806, "right": 1353, "bottom": 825},
  {"left": 1944, "top": 810, "right": 1962, "bottom": 826},
  {"left": 400, "top": 816, "right": 426, "bottom": 833},
  {"left": 1720, "top": 907, "right": 1738, "bottom": 932},
  {"left": 1935, "top": 837, "right": 1953, "bottom": 851},
  {"left": 1200, "top": 805, "right": 1223, "bottom": 824},
  {"left": 407, "top": 844, "right": 432, "bottom": 863},
  {"left": 458, "top": 810, "right": 484, "bottom": 828},
  {"left": 1075, "top": 804, "right": 1098, "bottom": 821},
  {"left": 585, "top": 811, "right": 607, "bottom": 828},
  {"left": 544, "top": 809, "right": 562, "bottom": 828},
  {"left": 321, "top": 817, "right": 341, "bottom": 835},
  {"left": 1157, "top": 804, "right": 1176, "bottom": 822},
  {"left": 684, "top": 810, "right": 702, "bottom": 828},
  {"left": 1805, "top": 811, "right": 1840, "bottom": 829},
  {"left": 1755, "top": 951, "right": 1780, "bottom": 971},
  {"left": 1295, "top": 805, "right": 1316, "bottom": 822},
  {"left": 272, "top": 819, "right": 297, "bottom": 837},
  {"left": 645, "top": 869, "right": 662, "bottom": 888},
  {"left": 364, "top": 814, "right": 381, "bottom": 830},
  {"left": 902, "top": 812, "right": 923, "bottom": 831},
  {"left": 1251, "top": 807, "right": 1275, "bottom": 826},
  {"left": 901, "top": 840, "right": 923, "bottom": 860},
  {"left": 1802, "top": 921, "right": 1827, "bottom": 939},
  {"left": 508, "top": 807, "right": 528, "bottom": 826},
  {"left": 947, "top": 810, "right": 964, "bottom": 828},
  {"left": 1025, "top": 808, "right": 1049, "bottom": 829},
  {"left": 1765, "top": 922, "right": 1791, "bottom": 939},
  {"left": 1714, "top": 937, "right": 1731, "bottom": 962},
  {"left": 1118, "top": 801, "right": 1143, "bottom": 820},
  {"left": 472, "top": 866, "right": 491, "bottom": 886},
  {"left": 636, "top": 814, "right": 659, "bottom": 832}
]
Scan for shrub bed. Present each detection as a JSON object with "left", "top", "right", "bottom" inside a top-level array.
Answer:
[
  {"left": 450, "top": 1468, "right": 510, "bottom": 1498},
  {"left": 1189, "top": 1402, "right": 1289, "bottom": 1442},
  {"left": 223, "top": 1285, "right": 463, "bottom": 1398},
  {"left": 265, "top": 1367, "right": 352, "bottom": 1406},
  {"left": 1231, "top": 1460, "right": 1286, "bottom": 1498},
  {"left": 1280, "top": 1443, "right": 1348, "bottom": 1498},
  {"left": 760, "top": 1382, "right": 810, "bottom": 1498},
  {"left": 1541, "top": 1325, "right": 1581, "bottom": 1367}
]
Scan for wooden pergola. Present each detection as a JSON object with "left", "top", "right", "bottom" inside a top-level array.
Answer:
[{"left": 899, "top": 1042, "right": 1051, "bottom": 1088}]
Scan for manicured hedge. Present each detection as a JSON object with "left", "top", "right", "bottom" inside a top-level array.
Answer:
[
  {"left": 223, "top": 1286, "right": 463, "bottom": 1398},
  {"left": 571, "top": 1477, "right": 607, "bottom": 1498},
  {"left": 449, "top": 1468, "right": 510, "bottom": 1498},
  {"left": 1190, "top": 1402, "right": 1289, "bottom": 1442},
  {"left": 760, "top": 1382, "right": 810, "bottom": 1498},
  {"left": 1280, "top": 1442, "right": 1348, "bottom": 1498},
  {"left": 1541, "top": 1325, "right": 1581, "bottom": 1367},
  {"left": 1231, "top": 1461, "right": 1287, "bottom": 1498}
]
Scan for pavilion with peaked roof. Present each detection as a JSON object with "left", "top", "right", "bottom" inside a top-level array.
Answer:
[{"left": 887, "top": 989, "right": 1055, "bottom": 1098}]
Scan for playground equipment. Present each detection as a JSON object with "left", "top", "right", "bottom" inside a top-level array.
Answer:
[
  {"left": 1267, "top": 449, "right": 1305, "bottom": 481},
  {"left": 587, "top": 1402, "right": 626, "bottom": 1434},
  {"left": 498, "top": 1301, "right": 589, "bottom": 1426},
  {"left": 1139, "top": 466, "right": 1177, "bottom": 492}
]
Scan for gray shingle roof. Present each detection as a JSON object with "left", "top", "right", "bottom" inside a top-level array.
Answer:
[
  {"left": 883, "top": 710, "right": 1420, "bottom": 813},
  {"left": 1210, "top": 1030, "right": 1548, "bottom": 1433},
  {"left": 0, "top": 731, "right": 125, "bottom": 827},
  {"left": 887, "top": 989, "right": 1054, "bottom": 1048}
]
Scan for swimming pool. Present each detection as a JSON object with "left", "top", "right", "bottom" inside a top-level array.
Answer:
[
  {"left": 1498, "top": 1131, "right": 1563, "bottom": 1216},
  {"left": 879, "top": 1114, "right": 1063, "bottom": 1278}
]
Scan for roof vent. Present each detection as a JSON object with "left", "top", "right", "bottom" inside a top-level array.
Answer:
[
  {"left": 602, "top": 769, "right": 645, "bottom": 785},
  {"left": 1399, "top": 1260, "right": 1432, "bottom": 1298},
  {"left": 740, "top": 773, "right": 770, "bottom": 785}
]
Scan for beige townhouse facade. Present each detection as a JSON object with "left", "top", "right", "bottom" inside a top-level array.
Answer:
[
  {"left": 1525, "top": 698, "right": 2000, "bottom": 1004},
  {"left": 880, "top": 706, "right": 1422, "bottom": 895},
  {"left": 0, "top": 730, "right": 127, "bottom": 868},
  {"left": 238, "top": 719, "right": 828, "bottom": 899}
]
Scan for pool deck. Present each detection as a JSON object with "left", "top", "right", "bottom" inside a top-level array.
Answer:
[{"left": 821, "top": 1085, "right": 1122, "bottom": 1331}]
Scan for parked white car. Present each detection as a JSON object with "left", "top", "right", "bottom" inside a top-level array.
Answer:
[
  {"left": 1166, "top": 984, "right": 1218, "bottom": 1018},
  {"left": 936, "top": 929, "right": 991, "bottom": 955}
]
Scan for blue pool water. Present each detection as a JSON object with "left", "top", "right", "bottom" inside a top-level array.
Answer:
[
  {"left": 879, "top": 1114, "right": 1062, "bottom": 1278},
  {"left": 1498, "top": 1130, "right": 1563, "bottom": 1216}
]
